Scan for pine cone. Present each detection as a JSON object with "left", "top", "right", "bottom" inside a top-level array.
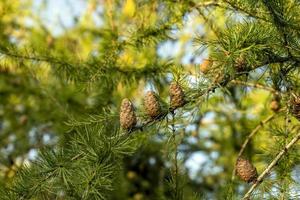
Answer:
[
  {"left": 236, "top": 157, "right": 258, "bottom": 183},
  {"left": 120, "top": 98, "right": 137, "bottom": 130},
  {"left": 270, "top": 100, "right": 280, "bottom": 112},
  {"left": 200, "top": 59, "right": 212, "bottom": 74},
  {"left": 290, "top": 95, "right": 300, "bottom": 121},
  {"left": 19, "top": 115, "right": 28, "bottom": 125},
  {"left": 144, "top": 91, "right": 161, "bottom": 118},
  {"left": 170, "top": 82, "right": 185, "bottom": 109},
  {"left": 234, "top": 56, "right": 246, "bottom": 72},
  {"left": 127, "top": 171, "right": 137, "bottom": 181}
]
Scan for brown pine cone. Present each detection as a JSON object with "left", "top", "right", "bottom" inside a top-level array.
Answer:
[
  {"left": 144, "top": 91, "right": 161, "bottom": 118},
  {"left": 19, "top": 115, "right": 28, "bottom": 125},
  {"left": 290, "top": 95, "right": 300, "bottom": 121},
  {"left": 200, "top": 59, "right": 212, "bottom": 74},
  {"left": 236, "top": 157, "right": 258, "bottom": 183},
  {"left": 120, "top": 98, "right": 137, "bottom": 130},
  {"left": 234, "top": 56, "right": 246, "bottom": 72},
  {"left": 169, "top": 82, "right": 185, "bottom": 109},
  {"left": 270, "top": 100, "right": 280, "bottom": 112}
]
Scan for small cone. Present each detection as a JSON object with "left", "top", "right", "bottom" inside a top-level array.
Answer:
[
  {"left": 236, "top": 157, "right": 258, "bottom": 183},
  {"left": 169, "top": 82, "right": 185, "bottom": 109},
  {"left": 200, "top": 59, "right": 212, "bottom": 74},
  {"left": 133, "top": 193, "right": 144, "bottom": 200},
  {"left": 19, "top": 115, "right": 28, "bottom": 125},
  {"left": 127, "top": 171, "right": 137, "bottom": 181},
  {"left": 144, "top": 91, "right": 161, "bottom": 118},
  {"left": 120, "top": 98, "right": 137, "bottom": 130},
  {"left": 234, "top": 56, "right": 246, "bottom": 72},
  {"left": 270, "top": 100, "right": 280, "bottom": 112},
  {"left": 290, "top": 95, "right": 300, "bottom": 121}
]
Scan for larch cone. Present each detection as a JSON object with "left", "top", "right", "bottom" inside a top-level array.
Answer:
[
  {"left": 236, "top": 157, "right": 258, "bottom": 183},
  {"left": 144, "top": 91, "right": 161, "bottom": 118},
  {"left": 291, "top": 95, "right": 300, "bottom": 121},
  {"left": 169, "top": 82, "right": 185, "bottom": 109},
  {"left": 120, "top": 98, "right": 137, "bottom": 130}
]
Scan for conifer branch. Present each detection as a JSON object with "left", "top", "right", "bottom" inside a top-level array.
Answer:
[
  {"left": 127, "top": 77, "right": 227, "bottom": 135},
  {"left": 222, "top": 0, "right": 271, "bottom": 23},
  {"left": 231, "top": 114, "right": 276, "bottom": 181},
  {"left": 126, "top": 55, "right": 292, "bottom": 136},
  {"left": 242, "top": 131, "right": 300, "bottom": 200},
  {"left": 196, "top": 7, "right": 221, "bottom": 38},
  {"left": 193, "top": 0, "right": 272, "bottom": 24},
  {"left": 262, "top": 0, "right": 291, "bottom": 57},
  {"left": 0, "top": 47, "right": 171, "bottom": 82},
  {"left": 0, "top": 48, "right": 70, "bottom": 66}
]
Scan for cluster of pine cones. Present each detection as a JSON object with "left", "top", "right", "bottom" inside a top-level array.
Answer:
[
  {"left": 119, "top": 78, "right": 300, "bottom": 183},
  {"left": 119, "top": 82, "right": 185, "bottom": 130}
]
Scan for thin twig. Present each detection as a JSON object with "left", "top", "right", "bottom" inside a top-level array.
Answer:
[
  {"left": 189, "top": 1, "right": 221, "bottom": 8},
  {"left": 230, "top": 80, "right": 279, "bottom": 94},
  {"left": 242, "top": 131, "right": 300, "bottom": 200},
  {"left": 171, "top": 112, "right": 179, "bottom": 200},
  {"left": 0, "top": 49, "right": 69, "bottom": 66},
  {"left": 231, "top": 114, "right": 275, "bottom": 181},
  {"left": 222, "top": 0, "right": 271, "bottom": 23},
  {"left": 237, "top": 115, "right": 276, "bottom": 158},
  {"left": 196, "top": 7, "right": 221, "bottom": 38}
]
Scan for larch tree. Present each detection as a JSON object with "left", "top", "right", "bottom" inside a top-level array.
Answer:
[{"left": 0, "top": 0, "right": 300, "bottom": 199}]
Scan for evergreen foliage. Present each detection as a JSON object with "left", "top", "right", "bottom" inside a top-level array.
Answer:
[{"left": 1, "top": 0, "right": 300, "bottom": 199}]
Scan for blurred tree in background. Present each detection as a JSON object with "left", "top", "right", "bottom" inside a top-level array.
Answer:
[{"left": 0, "top": 0, "right": 300, "bottom": 199}]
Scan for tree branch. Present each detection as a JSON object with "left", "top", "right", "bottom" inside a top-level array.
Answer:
[
  {"left": 222, "top": 0, "right": 271, "bottom": 23},
  {"left": 242, "top": 131, "right": 300, "bottom": 200},
  {"left": 124, "top": 55, "right": 294, "bottom": 136}
]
